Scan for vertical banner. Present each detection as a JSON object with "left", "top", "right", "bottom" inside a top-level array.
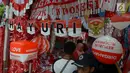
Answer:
[
  {"left": 88, "top": 17, "right": 104, "bottom": 38},
  {"left": 40, "top": 20, "right": 51, "bottom": 36},
  {"left": 68, "top": 19, "right": 81, "bottom": 37},
  {"left": 54, "top": 20, "right": 67, "bottom": 37}
]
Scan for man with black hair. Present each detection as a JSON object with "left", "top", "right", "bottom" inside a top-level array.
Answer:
[
  {"left": 53, "top": 41, "right": 77, "bottom": 73},
  {"left": 64, "top": 41, "right": 76, "bottom": 56}
]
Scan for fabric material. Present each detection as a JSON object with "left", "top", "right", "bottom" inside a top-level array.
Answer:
[
  {"left": 60, "top": 60, "right": 70, "bottom": 73},
  {"left": 53, "top": 59, "right": 77, "bottom": 73}
]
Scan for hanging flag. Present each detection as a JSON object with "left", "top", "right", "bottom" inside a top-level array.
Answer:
[
  {"left": 10, "top": 0, "right": 33, "bottom": 16},
  {"left": 88, "top": 17, "right": 104, "bottom": 38},
  {"left": 40, "top": 20, "right": 51, "bottom": 36},
  {"left": 54, "top": 20, "right": 67, "bottom": 37},
  {"left": 110, "top": 13, "right": 130, "bottom": 30},
  {"left": 68, "top": 19, "right": 82, "bottom": 37},
  {"left": 27, "top": 20, "right": 35, "bottom": 35}
]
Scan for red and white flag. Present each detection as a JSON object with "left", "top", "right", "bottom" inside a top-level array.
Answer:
[
  {"left": 10, "top": 0, "right": 33, "bottom": 16},
  {"left": 68, "top": 19, "right": 82, "bottom": 37},
  {"left": 54, "top": 20, "right": 67, "bottom": 37}
]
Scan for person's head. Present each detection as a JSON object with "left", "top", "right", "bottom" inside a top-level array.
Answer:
[
  {"left": 73, "top": 53, "right": 98, "bottom": 73},
  {"left": 64, "top": 41, "right": 76, "bottom": 55},
  {"left": 76, "top": 43, "right": 85, "bottom": 55}
]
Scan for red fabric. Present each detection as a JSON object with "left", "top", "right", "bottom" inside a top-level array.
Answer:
[
  {"left": 0, "top": 27, "right": 5, "bottom": 73},
  {"left": 2, "top": 0, "right": 7, "bottom": 5},
  {"left": 110, "top": 13, "right": 130, "bottom": 22},
  {"left": 10, "top": 0, "right": 29, "bottom": 11},
  {"left": 8, "top": 17, "right": 39, "bottom": 73},
  {"left": 73, "top": 43, "right": 85, "bottom": 60},
  {"left": 105, "top": 11, "right": 115, "bottom": 17},
  {"left": 73, "top": 51, "right": 79, "bottom": 60},
  {"left": 123, "top": 59, "right": 130, "bottom": 73}
]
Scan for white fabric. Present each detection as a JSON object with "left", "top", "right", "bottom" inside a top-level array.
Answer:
[
  {"left": 54, "top": 59, "right": 77, "bottom": 73},
  {"left": 15, "top": 0, "right": 24, "bottom": 4},
  {"left": 112, "top": 22, "right": 130, "bottom": 30}
]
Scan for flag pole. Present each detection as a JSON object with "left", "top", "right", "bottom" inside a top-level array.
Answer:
[{"left": 3, "top": 0, "right": 10, "bottom": 73}]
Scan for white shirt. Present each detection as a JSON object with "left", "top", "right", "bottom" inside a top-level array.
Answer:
[{"left": 53, "top": 59, "right": 77, "bottom": 73}]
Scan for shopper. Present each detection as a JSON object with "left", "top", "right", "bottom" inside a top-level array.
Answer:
[
  {"left": 52, "top": 41, "right": 77, "bottom": 73},
  {"left": 73, "top": 42, "right": 85, "bottom": 60},
  {"left": 73, "top": 53, "right": 99, "bottom": 73}
]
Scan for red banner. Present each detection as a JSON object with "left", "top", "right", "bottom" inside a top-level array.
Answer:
[
  {"left": 7, "top": 18, "right": 82, "bottom": 37},
  {"left": 30, "top": 0, "right": 99, "bottom": 20}
]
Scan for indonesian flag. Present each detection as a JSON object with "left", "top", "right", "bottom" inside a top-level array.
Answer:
[
  {"left": 54, "top": 20, "right": 67, "bottom": 37},
  {"left": 40, "top": 20, "right": 51, "bottom": 36},
  {"left": 10, "top": 0, "right": 33, "bottom": 16},
  {"left": 68, "top": 19, "right": 82, "bottom": 37},
  {"left": 110, "top": 13, "right": 130, "bottom": 30}
]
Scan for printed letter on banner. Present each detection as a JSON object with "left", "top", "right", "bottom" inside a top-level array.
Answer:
[
  {"left": 16, "top": 22, "right": 23, "bottom": 32},
  {"left": 41, "top": 20, "right": 51, "bottom": 36},
  {"left": 27, "top": 20, "right": 35, "bottom": 35},
  {"left": 68, "top": 19, "right": 81, "bottom": 37},
  {"left": 8, "top": 19, "right": 15, "bottom": 31},
  {"left": 54, "top": 20, "right": 67, "bottom": 37},
  {"left": 10, "top": 41, "right": 38, "bottom": 62}
]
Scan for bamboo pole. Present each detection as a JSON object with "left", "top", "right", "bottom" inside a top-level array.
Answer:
[
  {"left": 50, "top": 23, "right": 56, "bottom": 53},
  {"left": 3, "top": 5, "right": 10, "bottom": 73},
  {"left": 28, "top": 63, "right": 32, "bottom": 73},
  {"left": 116, "top": 63, "right": 122, "bottom": 73}
]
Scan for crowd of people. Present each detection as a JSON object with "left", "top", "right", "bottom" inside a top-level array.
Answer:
[{"left": 52, "top": 37, "right": 120, "bottom": 73}]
